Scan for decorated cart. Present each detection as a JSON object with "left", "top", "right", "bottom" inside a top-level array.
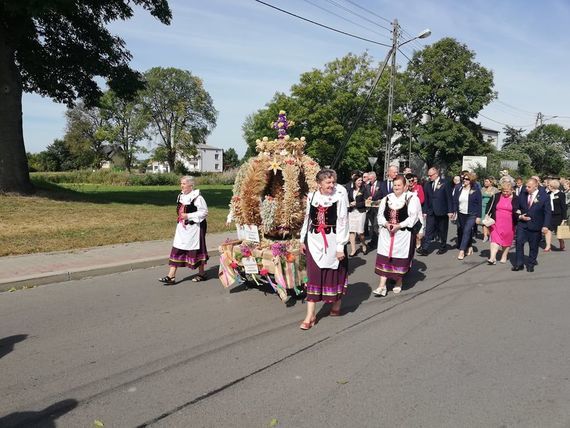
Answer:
[{"left": 218, "top": 111, "right": 320, "bottom": 302}]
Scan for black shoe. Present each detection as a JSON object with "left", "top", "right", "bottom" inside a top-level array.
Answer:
[
  {"left": 417, "top": 248, "right": 428, "bottom": 256},
  {"left": 436, "top": 248, "right": 447, "bottom": 255},
  {"left": 159, "top": 275, "right": 176, "bottom": 285},
  {"left": 526, "top": 265, "right": 534, "bottom": 272},
  {"left": 511, "top": 265, "right": 524, "bottom": 271}
]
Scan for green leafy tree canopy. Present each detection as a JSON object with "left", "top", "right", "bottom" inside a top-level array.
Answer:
[{"left": 0, "top": 0, "right": 172, "bottom": 193}]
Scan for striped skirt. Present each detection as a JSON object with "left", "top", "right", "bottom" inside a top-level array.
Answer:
[
  {"left": 374, "top": 234, "right": 416, "bottom": 280},
  {"left": 305, "top": 246, "right": 348, "bottom": 303},
  {"left": 168, "top": 221, "right": 209, "bottom": 269}
]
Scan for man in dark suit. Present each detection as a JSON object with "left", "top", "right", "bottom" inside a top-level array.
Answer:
[
  {"left": 514, "top": 177, "right": 524, "bottom": 197},
  {"left": 366, "top": 171, "right": 382, "bottom": 248},
  {"left": 417, "top": 166, "right": 454, "bottom": 255},
  {"left": 512, "top": 178, "right": 552, "bottom": 272},
  {"left": 379, "top": 165, "right": 399, "bottom": 198}
]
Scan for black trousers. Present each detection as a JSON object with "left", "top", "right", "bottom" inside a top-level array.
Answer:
[
  {"left": 366, "top": 208, "right": 379, "bottom": 245},
  {"left": 515, "top": 225, "right": 541, "bottom": 267},
  {"left": 422, "top": 213, "right": 449, "bottom": 250}
]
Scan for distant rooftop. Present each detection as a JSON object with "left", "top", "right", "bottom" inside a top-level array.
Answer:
[{"left": 197, "top": 144, "right": 222, "bottom": 150}]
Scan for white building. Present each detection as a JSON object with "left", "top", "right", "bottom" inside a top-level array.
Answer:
[
  {"left": 148, "top": 161, "right": 171, "bottom": 174},
  {"left": 177, "top": 144, "right": 223, "bottom": 173},
  {"left": 481, "top": 126, "right": 500, "bottom": 149}
]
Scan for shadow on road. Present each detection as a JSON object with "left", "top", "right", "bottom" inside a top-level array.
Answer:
[
  {"left": 403, "top": 259, "right": 427, "bottom": 291},
  {"left": 347, "top": 255, "right": 367, "bottom": 275},
  {"left": 0, "top": 398, "right": 78, "bottom": 428},
  {"left": 0, "top": 334, "right": 28, "bottom": 360}
]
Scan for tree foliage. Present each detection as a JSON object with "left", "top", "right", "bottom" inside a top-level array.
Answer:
[
  {"left": 63, "top": 101, "right": 106, "bottom": 169},
  {"left": 403, "top": 37, "right": 496, "bottom": 169},
  {"left": 98, "top": 90, "right": 150, "bottom": 172},
  {"left": 498, "top": 123, "right": 570, "bottom": 176},
  {"left": 142, "top": 67, "right": 218, "bottom": 170},
  {"left": 223, "top": 148, "right": 240, "bottom": 170},
  {"left": 242, "top": 53, "right": 392, "bottom": 181},
  {"left": 0, "top": 0, "right": 172, "bottom": 193}
]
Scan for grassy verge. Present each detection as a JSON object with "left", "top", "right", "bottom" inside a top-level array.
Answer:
[{"left": 0, "top": 182, "right": 232, "bottom": 256}]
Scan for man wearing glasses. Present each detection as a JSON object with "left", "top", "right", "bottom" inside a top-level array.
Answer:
[{"left": 417, "top": 166, "right": 454, "bottom": 256}]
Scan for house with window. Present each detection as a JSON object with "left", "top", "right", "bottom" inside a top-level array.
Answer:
[
  {"left": 177, "top": 144, "right": 223, "bottom": 173},
  {"left": 481, "top": 126, "right": 500, "bottom": 149},
  {"left": 148, "top": 161, "right": 171, "bottom": 174}
]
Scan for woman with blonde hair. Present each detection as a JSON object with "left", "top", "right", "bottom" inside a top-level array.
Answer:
[
  {"left": 544, "top": 179, "right": 567, "bottom": 251},
  {"left": 487, "top": 180, "right": 518, "bottom": 264}
]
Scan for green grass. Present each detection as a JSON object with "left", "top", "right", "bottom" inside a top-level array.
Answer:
[{"left": 0, "top": 182, "right": 232, "bottom": 256}]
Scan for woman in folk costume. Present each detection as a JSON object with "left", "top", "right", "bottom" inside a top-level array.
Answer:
[
  {"left": 373, "top": 174, "right": 422, "bottom": 297},
  {"left": 159, "top": 176, "right": 209, "bottom": 285},
  {"left": 299, "top": 169, "right": 350, "bottom": 330}
]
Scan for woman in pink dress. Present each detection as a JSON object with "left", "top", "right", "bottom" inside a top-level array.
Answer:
[{"left": 487, "top": 181, "right": 518, "bottom": 264}]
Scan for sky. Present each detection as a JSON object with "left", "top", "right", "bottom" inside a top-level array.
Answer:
[{"left": 22, "top": 0, "right": 570, "bottom": 157}]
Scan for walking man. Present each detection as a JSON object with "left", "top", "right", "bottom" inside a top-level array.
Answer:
[
  {"left": 417, "top": 166, "right": 453, "bottom": 255},
  {"left": 512, "top": 178, "right": 551, "bottom": 272}
]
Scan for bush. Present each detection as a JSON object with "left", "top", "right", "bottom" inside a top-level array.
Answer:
[{"left": 30, "top": 169, "right": 238, "bottom": 186}]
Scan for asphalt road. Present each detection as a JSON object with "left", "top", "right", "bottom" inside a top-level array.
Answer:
[{"left": 1, "top": 244, "right": 569, "bottom": 427}]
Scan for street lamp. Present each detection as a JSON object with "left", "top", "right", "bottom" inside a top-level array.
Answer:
[{"left": 382, "top": 24, "right": 431, "bottom": 178}]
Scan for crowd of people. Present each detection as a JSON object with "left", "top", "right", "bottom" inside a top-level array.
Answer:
[{"left": 159, "top": 170, "right": 568, "bottom": 331}]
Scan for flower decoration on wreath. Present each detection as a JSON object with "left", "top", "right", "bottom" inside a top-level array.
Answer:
[{"left": 228, "top": 110, "right": 319, "bottom": 240}]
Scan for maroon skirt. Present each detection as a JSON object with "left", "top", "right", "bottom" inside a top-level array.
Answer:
[
  {"left": 168, "top": 221, "right": 209, "bottom": 269},
  {"left": 305, "top": 245, "right": 348, "bottom": 303},
  {"left": 374, "top": 234, "right": 416, "bottom": 280}
]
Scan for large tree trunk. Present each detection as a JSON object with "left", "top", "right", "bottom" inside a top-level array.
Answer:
[{"left": 0, "top": 36, "right": 34, "bottom": 194}]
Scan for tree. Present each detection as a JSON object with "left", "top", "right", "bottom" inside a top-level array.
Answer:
[
  {"left": 0, "top": 0, "right": 172, "bottom": 194},
  {"left": 242, "top": 53, "right": 392, "bottom": 180},
  {"left": 223, "top": 148, "right": 240, "bottom": 170},
  {"left": 403, "top": 37, "right": 496, "bottom": 168},
  {"left": 142, "top": 67, "right": 218, "bottom": 170},
  {"left": 64, "top": 101, "right": 106, "bottom": 169},
  {"left": 501, "top": 125, "right": 526, "bottom": 150},
  {"left": 523, "top": 124, "right": 568, "bottom": 176},
  {"left": 98, "top": 90, "right": 150, "bottom": 172},
  {"left": 41, "top": 139, "right": 78, "bottom": 171}
]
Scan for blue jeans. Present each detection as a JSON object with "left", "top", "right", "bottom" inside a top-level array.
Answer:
[{"left": 457, "top": 213, "right": 477, "bottom": 251}]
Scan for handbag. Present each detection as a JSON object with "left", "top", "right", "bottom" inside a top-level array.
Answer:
[
  {"left": 557, "top": 220, "right": 570, "bottom": 239},
  {"left": 482, "top": 215, "right": 495, "bottom": 227},
  {"left": 481, "top": 194, "right": 496, "bottom": 227}
]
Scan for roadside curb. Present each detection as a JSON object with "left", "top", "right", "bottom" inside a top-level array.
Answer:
[{"left": 0, "top": 240, "right": 227, "bottom": 293}]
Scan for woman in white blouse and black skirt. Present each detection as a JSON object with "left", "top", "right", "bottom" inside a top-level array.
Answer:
[
  {"left": 159, "top": 176, "right": 209, "bottom": 285},
  {"left": 299, "top": 169, "right": 350, "bottom": 330},
  {"left": 373, "top": 175, "right": 422, "bottom": 296}
]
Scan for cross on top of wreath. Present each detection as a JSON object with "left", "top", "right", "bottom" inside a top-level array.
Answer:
[{"left": 255, "top": 110, "right": 306, "bottom": 156}]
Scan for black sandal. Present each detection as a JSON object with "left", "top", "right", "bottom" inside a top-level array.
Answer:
[
  {"left": 191, "top": 274, "right": 207, "bottom": 282},
  {"left": 159, "top": 276, "right": 176, "bottom": 285}
]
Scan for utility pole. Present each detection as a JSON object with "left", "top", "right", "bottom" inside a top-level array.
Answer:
[
  {"left": 383, "top": 19, "right": 398, "bottom": 179},
  {"left": 535, "top": 112, "right": 543, "bottom": 128}
]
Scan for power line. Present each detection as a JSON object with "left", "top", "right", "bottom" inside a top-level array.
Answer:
[
  {"left": 301, "top": 0, "right": 391, "bottom": 40},
  {"left": 495, "top": 99, "right": 570, "bottom": 120},
  {"left": 253, "top": 0, "right": 392, "bottom": 48},
  {"left": 339, "top": 0, "right": 392, "bottom": 24},
  {"left": 397, "top": 47, "right": 412, "bottom": 63},
  {"left": 496, "top": 99, "right": 536, "bottom": 115},
  {"left": 478, "top": 113, "right": 534, "bottom": 129},
  {"left": 399, "top": 27, "right": 427, "bottom": 50},
  {"left": 322, "top": 0, "right": 392, "bottom": 33}
]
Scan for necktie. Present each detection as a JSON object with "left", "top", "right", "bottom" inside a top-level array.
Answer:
[
  {"left": 371, "top": 183, "right": 376, "bottom": 195},
  {"left": 527, "top": 194, "right": 532, "bottom": 206},
  {"left": 388, "top": 181, "right": 392, "bottom": 193}
]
